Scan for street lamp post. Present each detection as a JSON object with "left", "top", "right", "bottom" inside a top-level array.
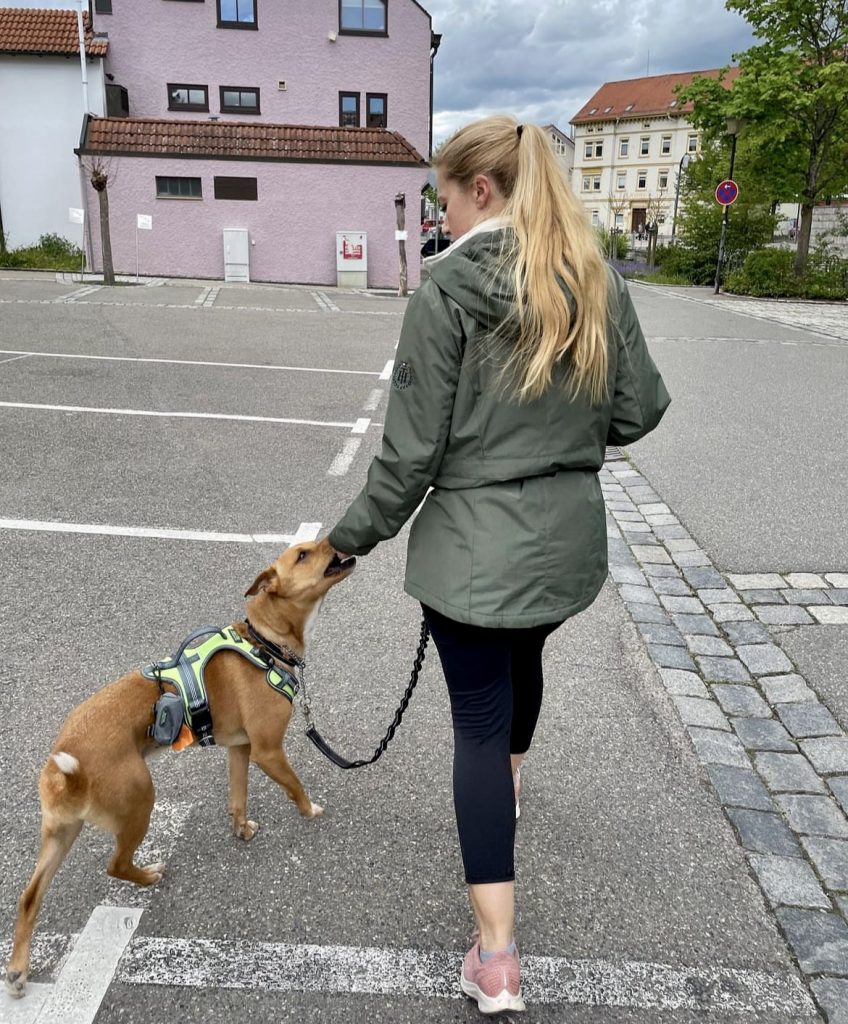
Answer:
[
  {"left": 670, "top": 153, "right": 691, "bottom": 243},
  {"left": 713, "top": 117, "right": 740, "bottom": 294}
]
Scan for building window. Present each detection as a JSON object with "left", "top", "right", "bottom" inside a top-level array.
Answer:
[
  {"left": 658, "top": 170, "right": 669, "bottom": 189},
  {"left": 582, "top": 175, "right": 591, "bottom": 191},
  {"left": 637, "top": 170, "right": 647, "bottom": 189},
  {"left": 220, "top": 86, "right": 260, "bottom": 114},
  {"left": 591, "top": 209, "right": 599, "bottom": 226},
  {"left": 640, "top": 136, "right": 650, "bottom": 156},
  {"left": 584, "top": 141, "right": 593, "bottom": 159},
  {"left": 167, "top": 84, "right": 209, "bottom": 112},
  {"left": 94, "top": 0, "right": 112, "bottom": 13},
  {"left": 615, "top": 212, "right": 624, "bottom": 227},
  {"left": 688, "top": 133, "right": 698, "bottom": 152},
  {"left": 619, "top": 137, "right": 629, "bottom": 157},
  {"left": 214, "top": 176, "right": 258, "bottom": 200},
  {"left": 551, "top": 135, "right": 566, "bottom": 155},
  {"left": 366, "top": 93, "right": 387, "bottom": 127},
  {"left": 217, "top": 0, "right": 257, "bottom": 29},
  {"left": 616, "top": 172, "right": 626, "bottom": 190},
  {"left": 592, "top": 175, "right": 601, "bottom": 191},
  {"left": 594, "top": 141, "right": 603, "bottom": 158},
  {"left": 339, "top": 92, "right": 360, "bottom": 127},
  {"left": 661, "top": 135, "right": 671, "bottom": 155},
  {"left": 156, "top": 176, "right": 202, "bottom": 199},
  {"left": 340, "top": 0, "right": 387, "bottom": 35},
  {"left": 657, "top": 212, "right": 667, "bottom": 224}
]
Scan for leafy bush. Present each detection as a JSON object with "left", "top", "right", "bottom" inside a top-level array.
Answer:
[
  {"left": 725, "top": 245, "right": 848, "bottom": 299},
  {"left": 0, "top": 233, "right": 84, "bottom": 271},
  {"left": 595, "top": 227, "right": 629, "bottom": 260}
]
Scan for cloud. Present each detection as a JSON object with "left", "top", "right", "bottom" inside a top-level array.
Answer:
[{"left": 426, "top": 0, "right": 755, "bottom": 142}]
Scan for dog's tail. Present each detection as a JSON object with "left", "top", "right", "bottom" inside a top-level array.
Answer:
[{"left": 50, "top": 752, "right": 79, "bottom": 776}]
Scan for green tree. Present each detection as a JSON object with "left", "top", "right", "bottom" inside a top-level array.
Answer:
[
  {"left": 660, "top": 139, "right": 777, "bottom": 284},
  {"left": 680, "top": 0, "right": 848, "bottom": 276}
]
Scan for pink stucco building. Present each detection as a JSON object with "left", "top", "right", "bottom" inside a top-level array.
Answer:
[{"left": 78, "top": 0, "right": 434, "bottom": 287}]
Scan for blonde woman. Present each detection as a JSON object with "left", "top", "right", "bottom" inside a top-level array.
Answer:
[{"left": 329, "top": 115, "right": 669, "bottom": 1014}]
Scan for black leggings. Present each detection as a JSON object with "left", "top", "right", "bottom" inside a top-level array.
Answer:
[{"left": 422, "top": 605, "right": 562, "bottom": 885}]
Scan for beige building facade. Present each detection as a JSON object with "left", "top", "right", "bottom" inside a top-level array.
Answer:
[{"left": 570, "top": 69, "right": 739, "bottom": 238}]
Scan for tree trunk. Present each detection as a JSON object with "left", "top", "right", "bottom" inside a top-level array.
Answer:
[
  {"left": 793, "top": 199, "right": 815, "bottom": 277},
  {"left": 98, "top": 185, "right": 116, "bottom": 286},
  {"left": 395, "top": 192, "right": 408, "bottom": 297}
]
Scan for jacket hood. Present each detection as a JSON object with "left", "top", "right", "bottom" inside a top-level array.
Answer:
[{"left": 425, "top": 224, "right": 517, "bottom": 332}]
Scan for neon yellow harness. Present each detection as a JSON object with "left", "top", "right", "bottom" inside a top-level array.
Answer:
[{"left": 141, "top": 626, "right": 299, "bottom": 747}]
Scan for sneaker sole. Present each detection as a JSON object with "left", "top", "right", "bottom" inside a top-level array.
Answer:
[{"left": 460, "top": 976, "right": 526, "bottom": 1014}]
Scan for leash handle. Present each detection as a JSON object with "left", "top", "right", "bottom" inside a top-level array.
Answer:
[{"left": 305, "top": 618, "right": 430, "bottom": 770}]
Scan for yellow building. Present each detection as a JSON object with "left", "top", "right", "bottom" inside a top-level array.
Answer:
[{"left": 570, "top": 68, "right": 739, "bottom": 238}]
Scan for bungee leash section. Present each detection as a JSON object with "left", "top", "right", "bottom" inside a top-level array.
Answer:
[{"left": 302, "top": 618, "right": 431, "bottom": 770}]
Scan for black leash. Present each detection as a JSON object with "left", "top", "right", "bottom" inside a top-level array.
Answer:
[{"left": 303, "top": 618, "right": 430, "bottom": 770}]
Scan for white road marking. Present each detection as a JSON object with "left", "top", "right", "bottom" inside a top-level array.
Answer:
[
  {"left": 194, "top": 287, "right": 211, "bottom": 306},
  {"left": 316, "top": 291, "right": 340, "bottom": 312},
  {"left": 0, "top": 354, "right": 29, "bottom": 365},
  {"left": 35, "top": 907, "right": 142, "bottom": 1024},
  {"left": 0, "top": 349, "right": 380, "bottom": 377},
  {"left": 3, "top": 981, "right": 51, "bottom": 1022},
  {"left": 351, "top": 417, "right": 370, "bottom": 434},
  {"left": 327, "top": 438, "right": 363, "bottom": 477},
  {"left": 204, "top": 286, "right": 220, "bottom": 307},
  {"left": 379, "top": 359, "right": 394, "bottom": 380},
  {"left": 0, "top": 299, "right": 404, "bottom": 317},
  {"left": 0, "top": 518, "right": 319, "bottom": 545},
  {"left": 112, "top": 935, "right": 815, "bottom": 1015},
  {"left": 363, "top": 388, "right": 384, "bottom": 412},
  {"left": 0, "top": 401, "right": 359, "bottom": 430}
]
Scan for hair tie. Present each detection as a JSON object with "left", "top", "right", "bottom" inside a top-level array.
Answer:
[{"left": 516, "top": 124, "right": 524, "bottom": 140}]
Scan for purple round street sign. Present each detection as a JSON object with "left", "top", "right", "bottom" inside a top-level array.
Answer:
[{"left": 716, "top": 179, "right": 739, "bottom": 206}]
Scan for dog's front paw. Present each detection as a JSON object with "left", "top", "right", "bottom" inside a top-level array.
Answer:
[
  {"left": 308, "top": 802, "right": 324, "bottom": 818},
  {"left": 236, "top": 819, "right": 260, "bottom": 841},
  {"left": 5, "top": 969, "right": 27, "bottom": 999}
]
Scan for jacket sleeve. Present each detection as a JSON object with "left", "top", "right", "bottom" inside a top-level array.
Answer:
[
  {"left": 606, "top": 271, "right": 671, "bottom": 446},
  {"left": 328, "top": 281, "right": 464, "bottom": 556}
]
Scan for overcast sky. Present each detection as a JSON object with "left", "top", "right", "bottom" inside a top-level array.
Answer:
[{"left": 426, "top": 0, "right": 756, "bottom": 143}]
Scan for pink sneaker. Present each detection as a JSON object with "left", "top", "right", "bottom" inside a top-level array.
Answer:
[{"left": 460, "top": 942, "right": 526, "bottom": 1014}]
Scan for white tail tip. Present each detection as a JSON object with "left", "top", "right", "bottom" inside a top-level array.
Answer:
[{"left": 51, "top": 752, "right": 79, "bottom": 775}]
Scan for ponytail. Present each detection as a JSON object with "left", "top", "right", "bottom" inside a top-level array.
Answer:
[{"left": 434, "top": 116, "right": 609, "bottom": 405}]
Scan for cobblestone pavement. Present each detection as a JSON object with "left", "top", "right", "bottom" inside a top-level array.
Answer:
[
  {"left": 646, "top": 287, "right": 848, "bottom": 343},
  {"left": 602, "top": 454, "right": 848, "bottom": 1022}
]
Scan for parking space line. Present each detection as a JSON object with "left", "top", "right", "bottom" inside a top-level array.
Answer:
[
  {"left": 379, "top": 359, "right": 394, "bottom": 380},
  {"left": 112, "top": 934, "right": 815, "bottom": 1015},
  {"left": 194, "top": 287, "right": 211, "bottom": 306},
  {"left": 327, "top": 438, "right": 363, "bottom": 476},
  {"left": 316, "top": 291, "right": 340, "bottom": 312},
  {"left": 0, "top": 518, "right": 321, "bottom": 545},
  {"left": 351, "top": 417, "right": 371, "bottom": 434},
  {"left": 363, "top": 388, "right": 384, "bottom": 412},
  {"left": 0, "top": 349, "right": 381, "bottom": 377},
  {"left": 36, "top": 906, "right": 142, "bottom": 1024},
  {"left": 0, "top": 401, "right": 360, "bottom": 429},
  {"left": 0, "top": 354, "right": 30, "bottom": 365}
]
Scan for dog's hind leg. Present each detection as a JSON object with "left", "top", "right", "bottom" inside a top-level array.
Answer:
[
  {"left": 6, "top": 818, "right": 83, "bottom": 998},
  {"left": 252, "top": 747, "right": 323, "bottom": 818},
  {"left": 106, "top": 775, "right": 165, "bottom": 886},
  {"left": 227, "top": 744, "right": 259, "bottom": 840}
]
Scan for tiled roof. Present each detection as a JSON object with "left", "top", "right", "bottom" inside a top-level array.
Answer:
[
  {"left": 0, "top": 8, "right": 107, "bottom": 57},
  {"left": 571, "top": 68, "right": 740, "bottom": 124},
  {"left": 79, "top": 118, "right": 426, "bottom": 165}
]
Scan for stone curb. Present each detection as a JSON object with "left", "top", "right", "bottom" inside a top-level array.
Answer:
[{"left": 601, "top": 457, "right": 848, "bottom": 1017}]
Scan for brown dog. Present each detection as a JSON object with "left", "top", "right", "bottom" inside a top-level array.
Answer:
[{"left": 5, "top": 537, "right": 354, "bottom": 999}]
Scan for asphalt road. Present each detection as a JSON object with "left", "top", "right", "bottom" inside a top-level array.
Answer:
[{"left": 1, "top": 272, "right": 843, "bottom": 1023}]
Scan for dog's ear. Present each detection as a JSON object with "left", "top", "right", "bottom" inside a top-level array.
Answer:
[{"left": 244, "top": 566, "right": 278, "bottom": 597}]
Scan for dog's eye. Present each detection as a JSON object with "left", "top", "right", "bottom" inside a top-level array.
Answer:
[{"left": 297, "top": 550, "right": 307, "bottom": 562}]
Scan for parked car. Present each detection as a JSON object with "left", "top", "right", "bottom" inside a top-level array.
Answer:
[{"left": 421, "top": 229, "right": 452, "bottom": 257}]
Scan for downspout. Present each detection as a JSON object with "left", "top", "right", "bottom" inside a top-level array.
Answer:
[
  {"left": 76, "top": 0, "right": 90, "bottom": 114},
  {"left": 428, "top": 31, "right": 442, "bottom": 159}
]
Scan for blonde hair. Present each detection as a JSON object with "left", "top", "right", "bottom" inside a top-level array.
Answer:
[{"left": 433, "top": 116, "right": 609, "bottom": 404}]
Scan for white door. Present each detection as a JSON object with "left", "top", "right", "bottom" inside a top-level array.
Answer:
[{"left": 223, "top": 229, "right": 250, "bottom": 282}]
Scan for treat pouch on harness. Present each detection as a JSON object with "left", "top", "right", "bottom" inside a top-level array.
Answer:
[{"left": 141, "top": 626, "right": 300, "bottom": 748}]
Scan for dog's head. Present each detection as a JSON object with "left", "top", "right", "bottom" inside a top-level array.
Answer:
[{"left": 244, "top": 537, "right": 356, "bottom": 609}]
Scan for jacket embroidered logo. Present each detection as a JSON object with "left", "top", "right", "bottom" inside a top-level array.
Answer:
[{"left": 392, "top": 361, "right": 414, "bottom": 390}]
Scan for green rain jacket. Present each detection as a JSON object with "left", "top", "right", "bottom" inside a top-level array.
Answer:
[{"left": 328, "top": 226, "right": 670, "bottom": 628}]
